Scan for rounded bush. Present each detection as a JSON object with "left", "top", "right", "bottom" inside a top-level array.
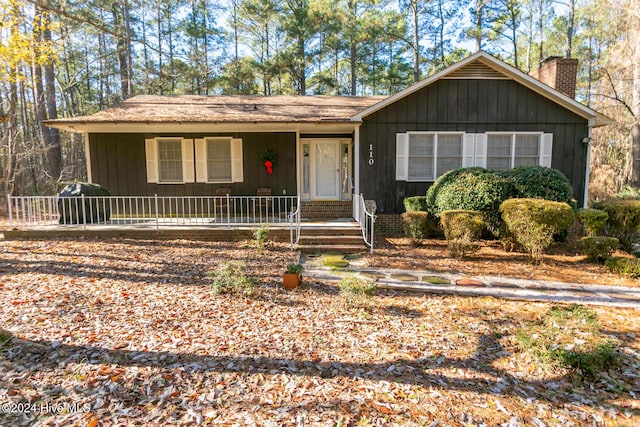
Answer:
[
  {"left": 508, "top": 166, "right": 574, "bottom": 204},
  {"left": 403, "top": 196, "right": 428, "bottom": 212},
  {"left": 592, "top": 198, "right": 640, "bottom": 252},
  {"left": 580, "top": 236, "right": 618, "bottom": 263},
  {"left": 500, "top": 198, "right": 575, "bottom": 260},
  {"left": 576, "top": 209, "right": 608, "bottom": 237},
  {"left": 440, "top": 210, "right": 484, "bottom": 241}
]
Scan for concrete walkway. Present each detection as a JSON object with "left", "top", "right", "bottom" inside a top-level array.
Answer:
[{"left": 301, "top": 254, "right": 640, "bottom": 309}]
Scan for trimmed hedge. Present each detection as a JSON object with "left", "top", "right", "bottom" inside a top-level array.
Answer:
[
  {"left": 576, "top": 209, "right": 608, "bottom": 237},
  {"left": 500, "top": 198, "right": 574, "bottom": 260},
  {"left": 426, "top": 166, "right": 575, "bottom": 236},
  {"left": 592, "top": 198, "right": 640, "bottom": 252},
  {"left": 440, "top": 210, "right": 483, "bottom": 258},
  {"left": 580, "top": 236, "right": 618, "bottom": 263},
  {"left": 401, "top": 212, "right": 428, "bottom": 246},
  {"left": 509, "top": 166, "right": 574, "bottom": 204},
  {"left": 403, "top": 196, "right": 428, "bottom": 212}
]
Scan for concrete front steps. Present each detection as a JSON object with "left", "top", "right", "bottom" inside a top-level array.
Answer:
[{"left": 298, "top": 219, "right": 368, "bottom": 254}]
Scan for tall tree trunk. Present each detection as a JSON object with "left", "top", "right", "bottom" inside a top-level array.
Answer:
[
  {"left": 566, "top": 0, "right": 575, "bottom": 58},
  {"left": 112, "top": 1, "right": 133, "bottom": 100},
  {"left": 411, "top": 0, "right": 420, "bottom": 82},
  {"left": 631, "top": 57, "right": 640, "bottom": 185}
]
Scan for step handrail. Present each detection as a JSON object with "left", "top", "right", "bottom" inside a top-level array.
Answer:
[{"left": 352, "top": 194, "right": 375, "bottom": 253}]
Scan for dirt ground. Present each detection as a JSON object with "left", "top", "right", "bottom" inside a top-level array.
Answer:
[{"left": 0, "top": 238, "right": 639, "bottom": 426}]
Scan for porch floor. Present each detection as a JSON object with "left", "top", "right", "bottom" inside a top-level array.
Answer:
[{"left": 2, "top": 218, "right": 364, "bottom": 248}]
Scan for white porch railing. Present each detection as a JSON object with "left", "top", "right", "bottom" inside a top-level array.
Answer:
[
  {"left": 8, "top": 194, "right": 301, "bottom": 247},
  {"left": 353, "top": 193, "right": 375, "bottom": 253}
]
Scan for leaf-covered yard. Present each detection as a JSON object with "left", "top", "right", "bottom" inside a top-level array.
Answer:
[{"left": 1, "top": 238, "right": 639, "bottom": 426}]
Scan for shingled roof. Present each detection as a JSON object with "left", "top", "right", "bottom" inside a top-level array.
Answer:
[{"left": 45, "top": 95, "right": 385, "bottom": 132}]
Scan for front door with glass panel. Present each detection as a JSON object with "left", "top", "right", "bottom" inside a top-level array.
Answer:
[
  {"left": 311, "top": 140, "right": 340, "bottom": 199},
  {"left": 301, "top": 138, "right": 352, "bottom": 201}
]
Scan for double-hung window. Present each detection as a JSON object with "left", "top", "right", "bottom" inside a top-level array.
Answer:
[
  {"left": 486, "top": 133, "right": 547, "bottom": 170},
  {"left": 396, "top": 131, "right": 553, "bottom": 181},
  {"left": 145, "top": 137, "right": 194, "bottom": 183},
  {"left": 397, "top": 132, "right": 466, "bottom": 181},
  {"left": 195, "top": 137, "right": 243, "bottom": 183}
]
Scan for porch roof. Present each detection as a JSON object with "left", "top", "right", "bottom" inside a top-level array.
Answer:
[{"left": 45, "top": 95, "right": 384, "bottom": 133}]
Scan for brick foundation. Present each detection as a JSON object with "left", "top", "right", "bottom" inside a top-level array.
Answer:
[
  {"left": 374, "top": 214, "right": 404, "bottom": 237},
  {"left": 300, "top": 201, "right": 352, "bottom": 219}
]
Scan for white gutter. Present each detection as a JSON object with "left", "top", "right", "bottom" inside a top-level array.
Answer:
[
  {"left": 583, "top": 127, "right": 593, "bottom": 208},
  {"left": 84, "top": 132, "right": 92, "bottom": 183},
  {"left": 354, "top": 125, "right": 360, "bottom": 195}
]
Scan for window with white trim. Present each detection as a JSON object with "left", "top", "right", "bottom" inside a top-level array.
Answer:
[
  {"left": 195, "top": 137, "right": 243, "bottom": 183},
  {"left": 486, "top": 133, "right": 542, "bottom": 170},
  {"left": 396, "top": 131, "right": 553, "bottom": 181},
  {"left": 397, "top": 132, "right": 465, "bottom": 181},
  {"left": 145, "top": 137, "right": 195, "bottom": 184}
]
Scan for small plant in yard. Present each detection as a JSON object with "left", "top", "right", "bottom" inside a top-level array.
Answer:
[
  {"left": 515, "top": 304, "right": 619, "bottom": 380},
  {"left": 401, "top": 212, "right": 429, "bottom": 246},
  {"left": 0, "top": 330, "right": 12, "bottom": 344},
  {"left": 580, "top": 236, "right": 618, "bottom": 263},
  {"left": 338, "top": 275, "right": 377, "bottom": 307},
  {"left": 208, "top": 261, "right": 257, "bottom": 296},
  {"left": 605, "top": 257, "right": 640, "bottom": 278},
  {"left": 252, "top": 224, "right": 270, "bottom": 252},
  {"left": 285, "top": 263, "right": 303, "bottom": 274},
  {"left": 575, "top": 208, "right": 608, "bottom": 237}
]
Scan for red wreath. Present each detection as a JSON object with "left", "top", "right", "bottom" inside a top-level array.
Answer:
[
  {"left": 261, "top": 150, "right": 276, "bottom": 175},
  {"left": 264, "top": 160, "right": 273, "bottom": 175}
]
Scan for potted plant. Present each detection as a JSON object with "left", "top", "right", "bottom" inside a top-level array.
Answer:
[{"left": 282, "top": 263, "right": 303, "bottom": 289}]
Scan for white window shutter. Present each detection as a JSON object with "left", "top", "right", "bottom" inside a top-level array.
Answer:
[
  {"left": 541, "top": 133, "right": 553, "bottom": 167},
  {"left": 182, "top": 139, "right": 195, "bottom": 183},
  {"left": 462, "top": 134, "right": 475, "bottom": 167},
  {"left": 231, "top": 138, "right": 243, "bottom": 182},
  {"left": 195, "top": 138, "right": 207, "bottom": 183},
  {"left": 395, "top": 133, "right": 408, "bottom": 180},
  {"left": 145, "top": 138, "right": 158, "bottom": 183},
  {"left": 474, "top": 133, "right": 487, "bottom": 168}
]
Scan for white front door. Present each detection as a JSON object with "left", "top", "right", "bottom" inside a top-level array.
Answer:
[{"left": 311, "top": 140, "right": 340, "bottom": 200}]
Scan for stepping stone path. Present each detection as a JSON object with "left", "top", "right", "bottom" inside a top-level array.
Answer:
[{"left": 301, "top": 254, "right": 640, "bottom": 309}]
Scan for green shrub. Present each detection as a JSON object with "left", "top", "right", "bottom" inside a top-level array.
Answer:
[
  {"left": 403, "top": 196, "right": 428, "bottom": 212},
  {"left": 252, "top": 224, "right": 270, "bottom": 252},
  {"left": 508, "top": 166, "right": 574, "bottom": 204},
  {"left": 576, "top": 209, "right": 608, "bottom": 237},
  {"left": 440, "top": 210, "right": 483, "bottom": 258},
  {"left": 426, "top": 167, "right": 575, "bottom": 237},
  {"left": 605, "top": 257, "right": 640, "bottom": 278},
  {"left": 580, "top": 236, "right": 618, "bottom": 263},
  {"left": 427, "top": 168, "right": 513, "bottom": 234},
  {"left": 592, "top": 198, "right": 640, "bottom": 252},
  {"left": 209, "top": 261, "right": 258, "bottom": 295},
  {"left": 440, "top": 210, "right": 484, "bottom": 240},
  {"left": 500, "top": 198, "right": 574, "bottom": 261},
  {"left": 614, "top": 186, "right": 640, "bottom": 200},
  {"left": 401, "top": 212, "right": 428, "bottom": 245}
]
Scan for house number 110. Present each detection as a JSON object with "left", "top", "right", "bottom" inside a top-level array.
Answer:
[{"left": 368, "top": 144, "right": 374, "bottom": 165}]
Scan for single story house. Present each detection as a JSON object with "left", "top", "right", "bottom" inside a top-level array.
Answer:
[{"left": 46, "top": 51, "right": 608, "bottom": 231}]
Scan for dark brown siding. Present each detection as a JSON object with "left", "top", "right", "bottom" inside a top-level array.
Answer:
[
  {"left": 359, "top": 79, "right": 590, "bottom": 214},
  {"left": 89, "top": 132, "right": 297, "bottom": 196}
]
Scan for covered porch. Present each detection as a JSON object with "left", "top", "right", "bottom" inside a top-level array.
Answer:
[{"left": 6, "top": 194, "right": 375, "bottom": 252}]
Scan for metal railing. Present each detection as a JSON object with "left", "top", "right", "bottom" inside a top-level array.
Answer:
[
  {"left": 8, "top": 194, "right": 301, "bottom": 243},
  {"left": 353, "top": 193, "right": 376, "bottom": 253}
]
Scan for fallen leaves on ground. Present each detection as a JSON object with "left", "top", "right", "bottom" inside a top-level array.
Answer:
[
  {"left": 0, "top": 238, "right": 638, "bottom": 426},
  {"left": 367, "top": 238, "right": 640, "bottom": 288}
]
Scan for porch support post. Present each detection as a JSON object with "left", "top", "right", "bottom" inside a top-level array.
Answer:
[
  {"left": 84, "top": 132, "right": 92, "bottom": 183},
  {"left": 583, "top": 127, "right": 593, "bottom": 208},
  {"left": 354, "top": 125, "right": 360, "bottom": 195}
]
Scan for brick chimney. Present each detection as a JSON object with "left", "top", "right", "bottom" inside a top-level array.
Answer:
[{"left": 529, "top": 56, "right": 578, "bottom": 98}]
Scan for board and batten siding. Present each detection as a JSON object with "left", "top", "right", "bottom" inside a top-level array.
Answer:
[
  {"left": 89, "top": 132, "right": 297, "bottom": 197},
  {"left": 358, "top": 79, "right": 590, "bottom": 214}
]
